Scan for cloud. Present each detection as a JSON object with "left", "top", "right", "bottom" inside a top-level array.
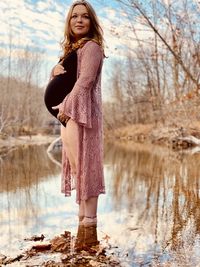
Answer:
[
  {"left": 0, "top": 0, "right": 153, "bottom": 59},
  {"left": 0, "top": 0, "right": 67, "bottom": 55},
  {"left": 100, "top": 5, "right": 154, "bottom": 59},
  {"left": 0, "top": 0, "right": 154, "bottom": 89}
]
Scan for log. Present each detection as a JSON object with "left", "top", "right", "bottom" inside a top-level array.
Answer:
[
  {"left": 177, "top": 135, "right": 200, "bottom": 146},
  {"left": 46, "top": 137, "right": 62, "bottom": 167},
  {"left": 47, "top": 136, "right": 61, "bottom": 153}
]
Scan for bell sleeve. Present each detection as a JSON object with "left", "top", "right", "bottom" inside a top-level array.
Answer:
[{"left": 59, "top": 41, "right": 103, "bottom": 128}]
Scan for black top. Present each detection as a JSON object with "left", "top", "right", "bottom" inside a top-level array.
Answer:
[{"left": 44, "top": 51, "right": 77, "bottom": 126}]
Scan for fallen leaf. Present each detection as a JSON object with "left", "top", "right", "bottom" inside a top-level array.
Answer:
[
  {"left": 24, "top": 234, "right": 45, "bottom": 241},
  {"left": 51, "top": 235, "right": 70, "bottom": 253},
  {"left": 102, "top": 234, "right": 111, "bottom": 243}
]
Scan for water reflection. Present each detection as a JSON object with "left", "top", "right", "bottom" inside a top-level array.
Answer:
[
  {"left": 0, "top": 145, "right": 64, "bottom": 257},
  {"left": 104, "top": 142, "right": 200, "bottom": 266},
  {"left": 0, "top": 142, "right": 200, "bottom": 266},
  {"left": 0, "top": 145, "right": 60, "bottom": 192}
]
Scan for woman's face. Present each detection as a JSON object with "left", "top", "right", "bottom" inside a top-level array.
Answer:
[{"left": 70, "top": 4, "right": 91, "bottom": 40}]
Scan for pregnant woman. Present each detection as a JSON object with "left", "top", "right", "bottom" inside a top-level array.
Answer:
[
  {"left": 44, "top": 50, "right": 77, "bottom": 126},
  {"left": 46, "top": 0, "right": 105, "bottom": 227}
]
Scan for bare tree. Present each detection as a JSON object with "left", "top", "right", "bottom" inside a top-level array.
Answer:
[
  {"left": 0, "top": 41, "right": 50, "bottom": 135},
  {"left": 103, "top": 0, "right": 200, "bottom": 130}
]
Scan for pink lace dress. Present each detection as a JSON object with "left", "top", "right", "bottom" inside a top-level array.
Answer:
[{"left": 59, "top": 41, "right": 105, "bottom": 204}]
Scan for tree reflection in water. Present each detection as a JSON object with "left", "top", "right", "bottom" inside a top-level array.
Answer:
[
  {"left": 104, "top": 142, "right": 200, "bottom": 266},
  {"left": 0, "top": 145, "right": 62, "bottom": 256},
  {"left": 0, "top": 145, "right": 60, "bottom": 193},
  {"left": 0, "top": 142, "right": 200, "bottom": 266}
]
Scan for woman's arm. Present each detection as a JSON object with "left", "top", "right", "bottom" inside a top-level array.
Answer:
[
  {"left": 73, "top": 41, "right": 103, "bottom": 91},
  {"left": 58, "top": 41, "right": 103, "bottom": 127}
]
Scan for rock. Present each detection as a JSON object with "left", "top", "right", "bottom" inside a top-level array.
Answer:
[{"left": 0, "top": 254, "right": 7, "bottom": 264}]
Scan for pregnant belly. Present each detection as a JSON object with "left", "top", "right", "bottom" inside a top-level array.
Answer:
[{"left": 44, "top": 51, "right": 77, "bottom": 126}]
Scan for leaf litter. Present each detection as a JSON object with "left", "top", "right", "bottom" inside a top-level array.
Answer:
[{"left": 0, "top": 227, "right": 122, "bottom": 266}]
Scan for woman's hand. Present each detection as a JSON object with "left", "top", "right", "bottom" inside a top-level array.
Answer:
[
  {"left": 52, "top": 105, "right": 70, "bottom": 124},
  {"left": 53, "top": 64, "right": 66, "bottom": 76}
]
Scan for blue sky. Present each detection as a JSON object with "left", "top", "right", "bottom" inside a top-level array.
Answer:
[
  {"left": 0, "top": 0, "right": 126, "bottom": 61},
  {"left": 0, "top": 0, "right": 135, "bottom": 95}
]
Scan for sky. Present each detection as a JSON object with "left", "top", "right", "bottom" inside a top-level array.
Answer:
[
  {"left": 0, "top": 0, "right": 154, "bottom": 99},
  {"left": 0, "top": 1, "right": 129, "bottom": 84},
  {"left": 3, "top": 0, "right": 199, "bottom": 98},
  {"left": 0, "top": 0, "right": 121, "bottom": 55}
]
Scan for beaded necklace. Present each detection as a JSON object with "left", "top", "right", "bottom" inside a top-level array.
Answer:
[{"left": 60, "top": 37, "right": 100, "bottom": 61}]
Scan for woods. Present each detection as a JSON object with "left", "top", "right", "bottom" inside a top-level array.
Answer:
[
  {"left": 0, "top": 46, "right": 51, "bottom": 136},
  {"left": 104, "top": 0, "right": 200, "bottom": 131}
]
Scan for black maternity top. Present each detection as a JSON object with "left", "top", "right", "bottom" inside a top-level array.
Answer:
[{"left": 44, "top": 51, "right": 77, "bottom": 126}]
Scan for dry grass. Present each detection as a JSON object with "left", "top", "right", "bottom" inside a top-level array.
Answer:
[{"left": 106, "top": 121, "right": 200, "bottom": 148}]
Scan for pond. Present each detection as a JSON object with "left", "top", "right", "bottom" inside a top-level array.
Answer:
[{"left": 0, "top": 141, "right": 200, "bottom": 266}]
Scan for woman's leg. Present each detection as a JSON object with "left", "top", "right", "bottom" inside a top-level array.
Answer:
[
  {"left": 79, "top": 201, "right": 85, "bottom": 221},
  {"left": 61, "top": 120, "right": 78, "bottom": 177},
  {"left": 61, "top": 120, "right": 85, "bottom": 220},
  {"left": 61, "top": 120, "right": 99, "bottom": 225},
  {"left": 85, "top": 197, "right": 98, "bottom": 218},
  {"left": 82, "top": 197, "right": 98, "bottom": 226}
]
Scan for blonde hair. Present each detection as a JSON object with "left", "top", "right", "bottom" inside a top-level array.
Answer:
[{"left": 60, "top": 0, "right": 104, "bottom": 59}]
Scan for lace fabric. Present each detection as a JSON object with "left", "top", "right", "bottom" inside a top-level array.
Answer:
[{"left": 60, "top": 41, "right": 105, "bottom": 203}]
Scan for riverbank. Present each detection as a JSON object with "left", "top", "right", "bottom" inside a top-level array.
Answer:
[
  {"left": 105, "top": 122, "right": 200, "bottom": 150},
  {"left": 1, "top": 122, "right": 200, "bottom": 155},
  {"left": 0, "top": 134, "right": 57, "bottom": 155}
]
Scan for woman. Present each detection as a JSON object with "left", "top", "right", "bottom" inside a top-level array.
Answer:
[{"left": 51, "top": 0, "right": 105, "bottom": 227}]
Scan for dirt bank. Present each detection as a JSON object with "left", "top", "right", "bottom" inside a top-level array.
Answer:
[
  {"left": 105, "top": 122, "right": 200, "bottom": 150},
  {"left": 2, "top": 122, "right": 200, "bottom": 155}
]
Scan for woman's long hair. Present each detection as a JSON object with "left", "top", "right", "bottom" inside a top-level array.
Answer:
[{"left": 60, "top": 0, "right": 104, "bottom": 59}]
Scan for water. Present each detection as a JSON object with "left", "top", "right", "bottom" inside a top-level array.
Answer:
[{"left": 0, "top": 142, "right": 200, "bottom": 266}]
